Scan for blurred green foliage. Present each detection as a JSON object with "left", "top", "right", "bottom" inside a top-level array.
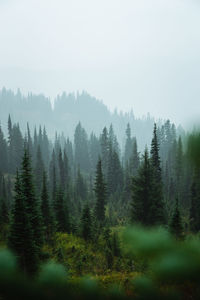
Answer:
[{"left": 1, "top": 227, "right": 200, "bottom": 299}]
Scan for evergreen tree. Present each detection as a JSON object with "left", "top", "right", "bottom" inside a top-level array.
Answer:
[
  {"left": 76, "top": 167, "right": 87, "bottom": 201},
  {"left": 0, "top": 176, "right": 9, "bottom": 226},
  {"left": 34, "top": 145, "right": 45, "bottom": 195},
  {"left": 26, "top": 123, "right": 33, "bottom": 157},
  {"left": 81, "top": 203, "right": 92, "bottom": 241},
  {"left": 55, "top": 186, "right": 70, "bottom": 232},
  {"left": 8, "top": 171, "right": 38, "bottom": 275},
  {"left": 74, "top": 122, "right": 90, "bottom": 172},
  {"left": 150, "top": 123, "right": 165, "bottom": 225},
  {"left": 124, "top": 123, "right": 133, "bottom": 164},
  {"left": 41, "top": 172, "right": 55, "bottom": 241},
  {"left": 100, "top": 127, "right": 109, "bottom": 175},
  {"left": 131, "top": 149, "right": 153, "bottom": 225},
  {"left": 21, "top": 149, "right": 43, "bottom": 252},
  {"left": 130, "top": 137, "right": 140, "bottom": 176},
  {"left": 190, "top": 179, "right": 200, "bottom": 233},
  {"left": 58, "top": 148, "right": 65, "bottom": 190},
  {"left": 169, "top": 198, "right": 183, "bottom": 239},
  {"left": 0, "top": 124, "right": 8, "bottom": 174},
  {"left": 94, "top": 159, "right": 106, "bottom": 223},
  {"left": 112, "top": 232, "right": 121, "bottom": 257}
]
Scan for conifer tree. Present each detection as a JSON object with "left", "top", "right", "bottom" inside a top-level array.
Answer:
[
  {"left": 150, "top": 123, "right": 165, "bottom": 225},
  {"left": 100, "top": 127, "right": 109, "bottom": 175},
  {"left": 124, "top": 123, "right": 133, "bottom": 164},
  {"left": 58, "top": 148, "right": 65, "bottom": 190},
  {"left": 112, "top": 232, "right": 121, "bottom": 257},
  {"left": 169, "top": 198, "right": 183, "bottom": 239},
  {"left": 81, "top": 203, "right": 92, "bottom": 241},
  {"left": 21, "top": 149, "right": 43, "bottom": 252},
  {"left": 0, "top": 124, "right": 8, "bottom": 174},
  {"left": 131, "top": 149, "right": 152, "bottom": 225},
  {"left": 41, "top": 172, "right": 55, "bottom": 241},
  {"left": 190, "top": 179, "right": 200, "bottom": 232},
  {"left": 130, "top": 138, "right": 140, "bottom": 176},
  {"left": 34, "top": 145, "right": 45, "bottom": 195},
  {"left": 0, "top": 176, "right": 9, "bottom": 226},
  {"left": 8, "top": 171, "right": 38, "bottom": 275},
  {"left": 94, "top": 159, "right": 106, "bottom": 223},
  {"left": 55, "top": 186, "right": 70, "bottom": 232}
]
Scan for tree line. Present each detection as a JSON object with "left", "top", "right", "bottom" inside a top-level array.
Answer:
[{"left": 0, "top": 115, "right": 199, "bottom": 274}]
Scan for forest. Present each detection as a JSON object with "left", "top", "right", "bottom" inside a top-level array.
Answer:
[{"left": 0, "top": 94, "right": 200, "bottom": 299}]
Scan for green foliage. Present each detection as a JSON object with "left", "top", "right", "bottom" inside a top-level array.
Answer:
[{"left": 123, "top": 226, "right": 200, "bottom": 299}]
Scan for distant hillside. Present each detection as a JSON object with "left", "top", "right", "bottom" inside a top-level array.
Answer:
[{"left": 0, "top": 88, "right": 169, "bottom": 150}]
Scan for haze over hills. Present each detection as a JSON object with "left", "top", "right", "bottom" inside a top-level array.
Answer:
[{"left": 0, "top": 87, "right": 172, "bottom": 151}]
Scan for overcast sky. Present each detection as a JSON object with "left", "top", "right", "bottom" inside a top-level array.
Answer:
[{"left": 0, "top": 0, "right": 200, "bottom": 126}]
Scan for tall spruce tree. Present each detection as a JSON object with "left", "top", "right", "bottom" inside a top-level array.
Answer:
[
  {"left": 8, "top": 171, "right": 38, "bottom": 275},
  {"left": 150, "top": 123, "right": 165, "bottom": 225},
  {"left": 190, "top": 179, "right": 200, "bottom": 233},
  {"left": 94, "top": 159, "right": 106, "bottom": 223},
  {"left": 81, "top": 203, "right": 92, "bottom": 241},
  {"left": 169, "top": 198, "right": 183, "bottom": 239},
  {"left": 0, "top": 176, "right": 9, "bottom": 226},
  {"left": 41, "top": 172, "right": 55, "bottom": 241},
  {"left": 131, "top": 149, "right": 153, "bottom": 225},
  {"left": 55, "top": 186, "right": 70, "bottom": 232},
  {"left": 21, "top": 149, "right": 43, "bottom": 252}
]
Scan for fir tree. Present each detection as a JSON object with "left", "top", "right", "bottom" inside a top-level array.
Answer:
[
  {"left": 34, "top": 145, "right": 45, "bottom": 195},
  {"left": 0, "top": 176, "right": 9, "bottom": 226},
  {"left": 21, "top": 149, "right": 43, "bottom": 252},
  {"left": 124, "top": 123, "right": 133, "bottom": 164},
  {"left": 55, "top": 186, "right": 70, "bottom": 232},
  {"left": 112, "top": 232, "right": 121, "bottom": 257},
  {"left": 81, "top": 203, "right": 92, "bottom": 241},
  {"left": 8, "top": 171, "right": 38, "bottom": 275},
  {"left": 190, "top": 179, "right": 200, "bottom": 233},
  {"left": 131, "top": 149, "right": 152, "bottom": 225},
  {"left": 94, "top": 159, "right": 106, "bottom": 223},
  {"left": 41, "top": 172, "right": 55, "bottom": 241},
  {"left": 169, "top": 198, "right": 183, "bottom": 239},
  {"left": 150, "top": 123, "right": 165, "bottom": 225}
]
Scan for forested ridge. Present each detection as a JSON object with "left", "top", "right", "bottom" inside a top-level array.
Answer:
[
  {"left": 0, "top": 88, "right": 184, "bottom": 150},
  {"left": 0, "top": 109, "right": 200, "bottom": 299}
]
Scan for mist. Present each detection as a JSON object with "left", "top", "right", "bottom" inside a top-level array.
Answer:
[{"left": 0, "top": 0, "right": 200, "bottom": 126}]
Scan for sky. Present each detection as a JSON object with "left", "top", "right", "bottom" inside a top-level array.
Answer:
[{"left": 0, "top": 0, "right": 200, "bottom": 126}]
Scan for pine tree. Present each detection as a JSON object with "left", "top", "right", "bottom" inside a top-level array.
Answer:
[
  {"left": 21, "top": 149, "right": 43, "bottom": 252},
  {"left": 76, "top": 167, "right": 87, "bottom": 201},
  {"left": 0, "top": 124, "right": 8, "bottom": 174},
  {"left": 112, "top": 232, "right": 121, "bottom": 257},
  {"left": 34, "top": 145, "right": 44, "bottom": 195},
  {"left": 55, "top": 186, "right": 70, "bottom": 232},
  {"left": 190, "top": 179, "right": 200, "bottom": 233},
  {"left": 0, "top": 176, "right": 9, "bottom": 226},
  {"left": 41, "top": 172, "right": 55, "bottom": 241},
  {"left": 81, "top": 203, "right": 92, "bottom": 241},
  {"left": 124, "top": 123, "right": 133, "bottom": 164},
  {"left": 131, "top": 149, "right": 153, "bottom": 225},
  {"left": 94, "top": 159, "right": 106, "bottom": 223},
  {"left": 150, "top": 123, "right": 165, "bottom": 225},
  {"left": 8, "top": 171, "right": 38, "bottom": 275},
  {"left": 130, "top": 138, "right": 140, "bottom": 176},
  {"left": 100, "top": 127, "right": 109, "bottom": 175},
  {"left": 169, "top": 198, "right": 183, "bottom": 239}
]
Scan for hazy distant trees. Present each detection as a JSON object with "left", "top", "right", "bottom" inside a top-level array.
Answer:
[{"left": 0, "top": 112, "right": 199, "bottom": 266}]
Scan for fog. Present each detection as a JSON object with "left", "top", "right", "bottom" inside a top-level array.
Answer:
[{"left": 0, "top": 0, "right": 200, "bottom": 126}]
